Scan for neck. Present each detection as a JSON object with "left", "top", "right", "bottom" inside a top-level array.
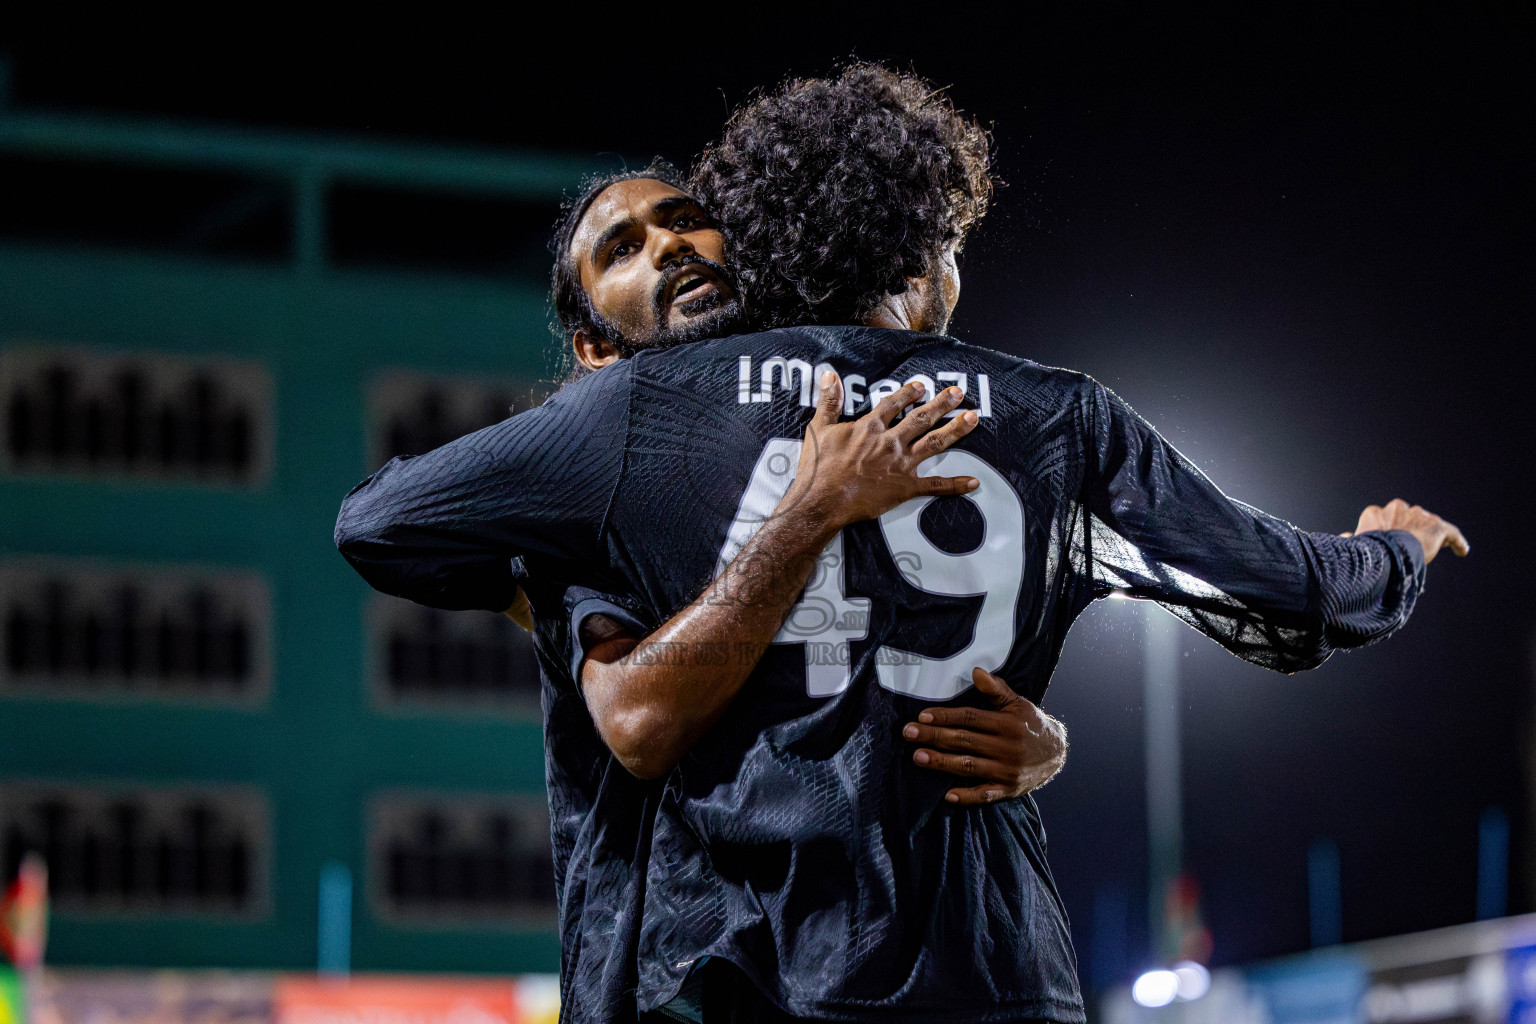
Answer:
[{"left": 863, "top": 292, "right": 922, "bottom": 332}]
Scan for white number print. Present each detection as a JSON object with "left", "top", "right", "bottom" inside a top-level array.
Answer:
[{"left": 714, "top": 439, "right": 1026, "bottom": 700}]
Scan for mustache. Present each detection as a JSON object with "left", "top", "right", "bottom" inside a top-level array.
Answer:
[{"left": 652, "top": 255, "right": 734, "bottom": 316}]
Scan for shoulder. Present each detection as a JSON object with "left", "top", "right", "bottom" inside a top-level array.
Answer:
[
  {"left": 511, "top": 359, "right": 637, "bottom": 431},
  {"left": 544, "top": 356, "right": 639, "bottom": 411},
  {"left": 944, "top": 336, "right": 1090, "bottom": 386},
  {"left": 443, "top": 363, "right": 634, "bottom": 475},
  {"left": 924, "top": 334, "right": 1101, "bottom": 415}
]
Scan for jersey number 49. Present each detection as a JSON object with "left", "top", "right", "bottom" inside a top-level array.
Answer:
[{"left": 714, "top": 439, "right": 1025, "bottom": 701}]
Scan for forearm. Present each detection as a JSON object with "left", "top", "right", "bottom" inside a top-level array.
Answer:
[
  {"left": 1108, "top": 513, "right": 1423, "bottom": 672},
  {"left": 1090, "top": 384, "right": 1426, "bottom": 671},
  {"left": 336, "top": 448, "right": 525, "bottom": 612},
  {"left": 584, "top": 493, "right": 838, "bottom": 778},
  {"left": 1301, "top": 528, "right": 1425, "bottom": 650},
  {"left": 336, "top": 392, "right": 622, "bottom": 612}
]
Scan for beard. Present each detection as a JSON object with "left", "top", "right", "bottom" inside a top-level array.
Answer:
[
  {"left": 596, "top": 256, "right": 751, "bottom": 357},
  {"left": 913, "top": 261, "right": 952, "bottom": 336},
  {"left": 919, "top": 286, "right": 950, "bottom": 336}
]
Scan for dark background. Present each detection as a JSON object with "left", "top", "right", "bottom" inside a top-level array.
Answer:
[{"left": 4, "top": 3, "right": 1532, "bottom": 985}]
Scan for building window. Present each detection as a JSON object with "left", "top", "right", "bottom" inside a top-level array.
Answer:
[
  {"left": 1, "top": 346, "right": 271, "bottom": 485},
  {"left": 0, "top": 560, "right": 270, "bottom": 704},
  {"left": 370, "top": 596, "right": 540, "bottom": 714},
  {"left": 365, "top": 373, "right": 542, "bottom": 716},
  {"left": 0, "top": 782, "right": 268, "bottom": 915},
  {"left": 369, "top": 793, "right": 554, "bottom": 925},
  {"left": 368, "top": 371, "right": 526, "bottom": 468}
]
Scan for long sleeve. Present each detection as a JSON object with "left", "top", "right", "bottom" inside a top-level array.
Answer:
[
  {"left": 1082, "top": 380, "right": 1425, "bottom": 672},
  {"left": 335, "top": 365, "right": 631, "bottom": 612}
]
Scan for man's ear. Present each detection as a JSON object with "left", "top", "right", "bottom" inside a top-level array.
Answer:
[{"left": 573, "top": 328, "right": 622, "bottom": 372}]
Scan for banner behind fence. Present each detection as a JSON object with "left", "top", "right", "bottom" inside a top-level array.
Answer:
[{"left": 5, "top": 970, "right": 558, "bottom": 1024}]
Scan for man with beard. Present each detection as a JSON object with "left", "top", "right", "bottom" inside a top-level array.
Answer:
[
  {"left": 338, "top": 65, "right": 1466, "bottom": 1023},
  {"left": 549, "top": 161, "right": 746, "bottom": 367}
]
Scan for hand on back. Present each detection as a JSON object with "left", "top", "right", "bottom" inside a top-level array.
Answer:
[
  {"left": 903, "top": 668, "right": 1068, "bottom": 805},
  {"left": 790, "top": 373, "right": 979, "bottom": 531}
]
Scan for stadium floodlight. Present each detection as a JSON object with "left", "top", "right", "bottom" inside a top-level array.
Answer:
[
  {"left": 1173, "top": 961, "right": 1211, "bottom": 1000},
  {"left": 1132, "top": 969, "right": 1181, "bottom": 1008}
]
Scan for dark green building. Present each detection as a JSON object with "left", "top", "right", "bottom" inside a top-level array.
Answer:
[{"left": 0, "top": 102, "right": 598, "bottom": 973}]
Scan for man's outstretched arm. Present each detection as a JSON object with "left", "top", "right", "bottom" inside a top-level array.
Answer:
[
  {"left": 1086, "top": 381, "right": 1468, "bottom": 670},
  {"left": 580, "top": 375, "right": 980, "bottom": 779},
  {"left": 336, "top": 361, "right": 631, "bottom": 614}
]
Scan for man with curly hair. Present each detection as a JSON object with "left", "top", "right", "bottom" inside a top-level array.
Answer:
[
  {"left": 340, "top": 64, "right": 1465, "bottom": 1023},
  {"left": 692, "top": 65, "right": 990, "bottom": 336}
]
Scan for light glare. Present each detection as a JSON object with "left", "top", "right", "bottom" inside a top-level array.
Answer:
[
  {"left": 1173, "top": 961, "right": 1211, "bottom": 1000},
  {"left": 1132, "top": 969, "right": 1180, "bottom": 1007}
]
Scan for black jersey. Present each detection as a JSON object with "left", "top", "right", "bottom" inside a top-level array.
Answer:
[
  {"left": 524, "top": 579, "right": 662, "bottom": 1024},
  {"left": 337, "top": 326, "right": 1425, "bottom": 1023}
]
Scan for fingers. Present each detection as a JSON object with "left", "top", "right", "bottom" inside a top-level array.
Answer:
[
  {"left": 908, "top": 670, "right": 1058, "bottom": 800},
  {"left": 871, "top": 381, "right": 928, "bottom": 427},
  {"left": 914, "top": 703, "right": 1012, "bottom": 736},
  {"left": 811, "top": 371, "right": 843, "bottom": 427},
  {"left": 971, "top": 666, "right": 1022, "bottom": 708},
  {"left": 943, "top": 784, "right": 1009, "bottom": 806},
  {"left": 903, "top": 721, "right": 1009, "bottom": 759},
  {"left": 911, "top": 409, "right": 980, "bottom": 460},
  {"left": 911, "top": 747, "right": 1012, "bottom": 780},
  {"left": 915, "top": 474, "right": 981, "bottom": 497},
  {"left": 1354, "top": 504, "right": 1383, "bottom": 535},
  {"left": 503, "top": 587, "right": 534, "bottom": 631},
  {"left": 892, "top": 386, "right": 966, "bottom": 443},
  {"left": 1419, "top": 506, "right": 1469, "bottom": 558},
  {"left": 1422, "top": 516, "right": 1470, "bottom": 563}
]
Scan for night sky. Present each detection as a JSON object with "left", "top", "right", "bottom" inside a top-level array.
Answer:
[{"left": 5, "top": 6, "right": 1532, "bottom": 983}]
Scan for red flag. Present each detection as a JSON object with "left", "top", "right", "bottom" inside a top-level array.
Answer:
[{"left": 0, "top": 854, "right": 48, "bottom": 970}]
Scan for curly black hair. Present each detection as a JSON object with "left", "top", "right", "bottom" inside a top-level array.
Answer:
[
  {"left": 548, "top": 159, "right": 687, "bottom": 353},
  {"left": 692, "top": 63, "right": 993, "bottom": 330}
]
